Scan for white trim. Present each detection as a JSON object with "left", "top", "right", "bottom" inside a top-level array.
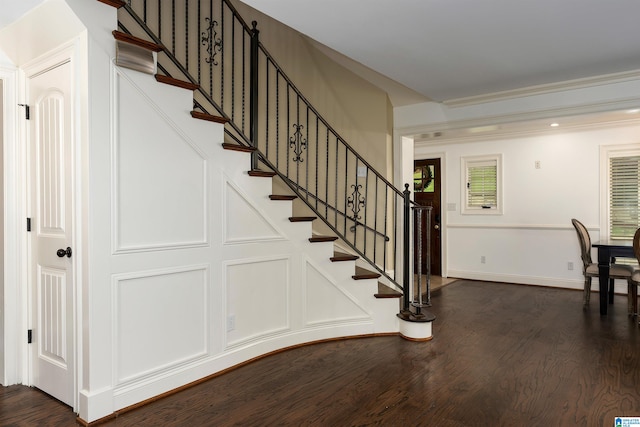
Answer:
[
  {"left": 1, "top": 63, "right": 25, "bottom": 386},
  {"left": 461, "top": 153, "right": 503, "bottom": 215},
  {"left": 399, "top": 99, "right": 640, "bottom": 146},
  {"left": 599, "top": 143, "right": 640, "bottom": 241},
  {"left": 393, "top": 133, "right": 415, "bottom": 285},
  {"left": 447, "top": 223, "right": 590, "bottom": 231},
  {"left": 413, "top": 152, "right": 448, "bottom": 279},
  {"left": 447, "top": 269, "right": 633, "bottom": 295},
  {"left": 447, "top": 270, "right": 584, "bottom": 290},
  {"left": 444, "top": 69, "right": 640, "bottom": 107}
]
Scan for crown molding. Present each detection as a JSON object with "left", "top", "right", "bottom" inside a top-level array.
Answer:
[
  {"left": 413, "top": 117, "right": 640, "bottom": 147},
  {"left": 400, "top": 95, "right": 640, "bottom": 146},
  {"left": 443, "top": 69, "right": 640, "bottom": 108}
]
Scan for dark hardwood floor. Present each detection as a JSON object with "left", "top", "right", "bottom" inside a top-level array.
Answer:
[{"left": 2, "top": 280, "right": 640, "bottom": 426}]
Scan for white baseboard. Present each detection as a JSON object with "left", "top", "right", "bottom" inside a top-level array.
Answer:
[{"left": 446, "top": 270, "right": 634, "bottom": 295}]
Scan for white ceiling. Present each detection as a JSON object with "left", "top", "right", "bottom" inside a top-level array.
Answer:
[
  {"left": 240, "top": 0, "right": 640, "bottom": 104},
  {"left": 3, "top": 0, "right": 639, "bottom": 115},
  {"left": 0, "top": 0, "right": 46, "bottom": 29}
]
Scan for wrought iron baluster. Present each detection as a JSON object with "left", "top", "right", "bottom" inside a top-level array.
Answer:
[
  {"left": 171, "top": 0, "right": 175, "bottom": 54},
  {"left": 347, "top": 184, "right": 366, "bottom": 220},
  {"left": 373, "top": 178, "right": 379, "bottom": 264},
  {"left": 197, "top": 0, "right": 201, "bottom": 83},
  {"left": 275, "top": 69, "right": 280, "bottom": 170},
  {"left": 185, "top": 1, "right": 189, "bottom": 71},
  {"left": 289, "top": 124, "right": 307, "bottom": 163},
  {"left": 249, "top": 20, "right": 258, "bottom": 170},
  {"left": 315, "top": 115, "right": 319, "bottom": 210},
  {"left": 334, "top": 134, "right": 338, "bottom": 227},
  {"left": 343, "top": 144, "right": 348, "bottom": 239},
  {"left": 363, "top": 167, "right": 369, "bottom": 256},
  {"left": 265, "top": 59, "right": 270, "bottom": 158},
  {"left": 305, "top": 106, "right": 309, "bottom": 197},
  {"left": 201, "top": 17, "right": 222, "bottom": 66},
  {"left": 286, "top": 85, "right": 290, "bottom": 177}
]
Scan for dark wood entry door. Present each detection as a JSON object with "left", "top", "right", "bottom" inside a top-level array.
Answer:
[{"left": 413, "top": 158, "right": 441, "bottom": 276}]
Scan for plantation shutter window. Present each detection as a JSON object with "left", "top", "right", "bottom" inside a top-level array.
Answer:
[
  {"left": 467, "top": 160, "right": 497, "bottom": 208},
  {"left": 609, "top": 155, "right": 640, "bottom": 239},
  {"left": 461, "top": 154, "right": 503, "bottom": 215}
]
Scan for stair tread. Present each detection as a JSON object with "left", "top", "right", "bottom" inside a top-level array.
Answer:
[
  {"left": 289, "top": 216, "right": 316, "bottom": 222},
  {"left": 248, "top": 170, "right": 276, "bottom": 177},
  {"left": 374, "top": 283, "right": 402, "bottom": 299},
  {"left": 156, "top": 75, "right": 199, "bottom": 91},
  {"left": 331, "top": 252, "right": 358, "bottom": 262},
  {"left": 192, "top": 111, "right": 229, "bottom": 124},
  {"left": 270, "top": 195, "right": 297, "bottom": 201},
  {"left": 352, "top": 266, "right": 381, "bottom": 280},
  {"left": 113, "top": 30, "right": 163, "bottom": 52},
  {"left": 309, "top": 235, "right": 338, "bottom": 243},
  {"left": 221, "top": 143, "right": 255, "bottom": 152},
  {"left": 98, "top": 0, "right": 125, "bottom": 8}
]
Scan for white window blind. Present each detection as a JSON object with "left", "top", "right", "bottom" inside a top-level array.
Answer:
[
  {"left": 467, "top": 160, "right": 497, "bottom": 208},
  {"left": 609, "top": 155, "right": 640, "bottom": 239}
]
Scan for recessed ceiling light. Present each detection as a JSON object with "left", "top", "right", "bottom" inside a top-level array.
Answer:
[{"left": 550, "top": 123, "right": 559, "bottom": 127}]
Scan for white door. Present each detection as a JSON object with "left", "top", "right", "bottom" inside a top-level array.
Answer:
[{"left": 27, "top": 59, "right": 74, "bottom": 406}]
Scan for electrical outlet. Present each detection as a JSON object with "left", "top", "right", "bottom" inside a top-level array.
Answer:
[
  {"left": 568, "top": 262, "right": 574, "bottom": 271},
  {"left": 535, "top": 160, "right": 541, "bottom": 169},
  {"left": 227, "top": 315, "right": 235, "bottom": 332},
  {"left": 480, "top": 255, "right": 486, "bottom": 264}
]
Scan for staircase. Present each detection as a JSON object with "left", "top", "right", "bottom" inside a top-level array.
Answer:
[{"left": 98, "top": 0, "right": 437, "bottom": 328}]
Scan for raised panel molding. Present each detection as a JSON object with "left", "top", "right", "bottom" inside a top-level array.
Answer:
[
  {"left": 37, "top": 266, "right": 68, "bottom": 367},
  {"left": 113, "top": 265, "right": 209, "bottom": 385},
  {"left": 36, "top": 91, "right": 66, "bottom": 236},
  {"left": 111, "top": 68, "right": 208, "bottom": 253},
  {"left": 304, "top": 260, "right": 370, "bottom": 327},
  {"left": 224, "top": 257, "right": 290, "bottom": 348},
  {"left": 223, "top": 179, "right": 285, "bottom": 244}
]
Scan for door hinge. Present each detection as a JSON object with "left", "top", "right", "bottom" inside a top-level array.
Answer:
[
  {"left": 27, "top": 329, "right": 32, "bottom": 344},
  {"left": 27, "top": 217, "right": 31, "bottom": 232},
  {"left": 18, "top": 104, "right": 30, "bottom": 120}
]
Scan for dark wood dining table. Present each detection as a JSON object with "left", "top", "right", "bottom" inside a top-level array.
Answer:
[{"left": 591, "top": 239, "right": 634, "bottom": 315}]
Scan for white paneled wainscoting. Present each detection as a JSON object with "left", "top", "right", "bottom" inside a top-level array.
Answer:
[
  {"left": 444, "top": 223, "right": 626, "bottom": 290},
  {"left": 98, "top": 60, "right": 399, "bottom": 420}
]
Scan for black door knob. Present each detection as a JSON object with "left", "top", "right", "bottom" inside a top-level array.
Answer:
[{"left": 56, "top": 247, "right": 72, "bottom": 258}]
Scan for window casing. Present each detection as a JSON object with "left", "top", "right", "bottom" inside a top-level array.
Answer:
[
  {"left": 609, "top": 153, "right": 640, "bottom": 239},
  {"left": 461, "top": 154, "right": 503, "bottom": 215}
]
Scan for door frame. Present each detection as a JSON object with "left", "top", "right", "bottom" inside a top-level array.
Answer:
[
  {"left": 413, "top": 157, "right": 442, "bottom": 276},
  {"left": 393, "top": 135, "right": 449, "bottom": 279},
  {"left": 414, "top": 150, "right": 448, "bottom": 278},
  {"left": 3, "top": 40, "right": 82, "bottom": 411},
  {"left": 1, "top": 61, "right": 26, "bottom": 387}
]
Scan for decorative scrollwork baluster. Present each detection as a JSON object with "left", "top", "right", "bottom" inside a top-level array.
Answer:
[
  {"left": 201, "top": 17, "right": 222, "bottom": 65},
  {"left": 290, "top": 124, "right": 307, "bottom": 162},
  {"left": 347, "top": 184, "right": 366, "bottom": 220}
]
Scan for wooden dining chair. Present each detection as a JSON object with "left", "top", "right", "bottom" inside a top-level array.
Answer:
[{"left": 571, "top": 219, "right": 635, "bottom": 310}]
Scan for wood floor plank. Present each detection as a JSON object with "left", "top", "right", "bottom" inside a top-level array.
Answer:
[{"left": 3, "top": 280, "right": 640, "bottom": 426}]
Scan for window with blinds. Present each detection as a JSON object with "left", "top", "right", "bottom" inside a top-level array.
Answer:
[
  {"left": 461, "top": 154, "right": 503, "bottom": 214},
  {"left": 609, "top": 155, "right": 640, "bottom": 239}
]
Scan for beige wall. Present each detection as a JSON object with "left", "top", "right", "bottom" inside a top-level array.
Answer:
[{"left": 231, "top": 0, "right": 393, "bottom": 177}]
